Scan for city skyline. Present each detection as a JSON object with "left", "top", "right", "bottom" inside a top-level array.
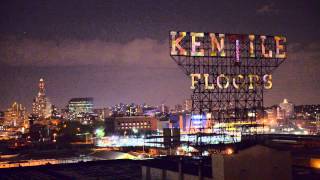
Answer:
[
  {"left": 0, "top": 1, "right": 320, "bottom": 178},
  {"left": 0, "top": 0, "right": 320, "bottom": 110}
]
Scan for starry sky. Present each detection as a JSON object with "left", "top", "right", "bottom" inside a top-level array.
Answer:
[{"left": 0, "top": 0, "right": 319, "bottom": 110}]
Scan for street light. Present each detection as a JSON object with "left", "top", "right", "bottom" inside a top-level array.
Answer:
[{"left": 53, "top": 133, "right": 57, "bottom": 143}]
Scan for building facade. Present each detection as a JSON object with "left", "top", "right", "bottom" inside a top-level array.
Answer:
[
  {"left": 278, "top": 99, "right": 294, "bottom": 119},
  {"left": 112, "top": 116, "right": 159, "bottom": 133},
  {"left": 67, "top": 97, "right": 94, "bottom": 123},
  {"left": 68, "top": 98, "right": 93, "bottom": 114},
  {"left": 32, "top": 78, "right": 52, "bottom": 119},
  {"left": 3, "top": 102, "right": 28, "bottom": 132}
]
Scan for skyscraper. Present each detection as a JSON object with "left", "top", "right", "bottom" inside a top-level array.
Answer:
[
  {"left": 4, "top": 102, "right": 28, "bottom": 128},
  {"left": 68, "top": 98, "right": 94, "bottom": 114},
  {"left": 32, "top": 78, "right": 52, "bottom": 119},
  {"left": 184, "top": 99, "right": 192, "bottom": 112},
  {"left": 278, "top": 98, "right": 294, "bottom": 119},
  {"left": 67, "top": 97, "right": 94, "bottom": 122}
]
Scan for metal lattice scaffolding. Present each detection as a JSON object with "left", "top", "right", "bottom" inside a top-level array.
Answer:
[{"left": 169, "top": 31, "right": 287, "bottom": 145}]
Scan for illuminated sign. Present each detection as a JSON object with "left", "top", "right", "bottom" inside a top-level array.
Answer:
[
  {"left": 170, "top": 31, "right": 287, "bottom": 90},
  {"left": 170, "top": 31, "right": 287, "bottom": 59},
  {"left": 190, "top": 74, "right": 272, "bottom": 90}
]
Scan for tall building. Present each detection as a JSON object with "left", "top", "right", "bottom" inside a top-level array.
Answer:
[
  {"left": 32, "top": 78, "right": 52, "bottom": 119},
  {"left": 278, "top": 99, "right": 294, "bottom": 119},
  {"left": 68, "top": 97, "right": 93, "bottom": 114},
  {"left": 184, "top": 99, "right": 192, "bottom": 112},
  {"left": 4, "top": 102, "right": 28, "bottom": 129},
  {"left": 68, "top": 97, "right": 94, "bottom": 121}
]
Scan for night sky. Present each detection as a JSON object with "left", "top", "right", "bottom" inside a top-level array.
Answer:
[{"left": 0, "top": 0, "right": 319, "bottom": 110}]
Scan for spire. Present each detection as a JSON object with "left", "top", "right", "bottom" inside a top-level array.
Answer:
[
  {"left": 32, "top": 77, "right": 51, "bottom": 118},
  {"left": 38, "top": 78, "right": 45, "bottom": 97}
]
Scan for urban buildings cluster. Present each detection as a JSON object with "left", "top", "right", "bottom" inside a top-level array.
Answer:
[
  {"left": 264, "top": 99, "right": 320, "bottom": 134},
  {"left": 0, "top": 78, "right": 192, "bottom": 147},
  {"left": 0, "top": 78, "right": 319, "bottom": 148}
]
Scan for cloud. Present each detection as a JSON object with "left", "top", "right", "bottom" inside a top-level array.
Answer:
[
  {"left": 0, "top": 36, "right": 172, "bottom": 67},
  {"left": 256, "top": 3, "right": 279, "bottom": 14},
  {"left": 288, "top": 42, "right": 320, "bottom": 63},
  {"left": 280, "top": 42, "right": 320, "bottom": 79},
  {"left": 266, "top": 41, "right": 320, "bottom": 105}
]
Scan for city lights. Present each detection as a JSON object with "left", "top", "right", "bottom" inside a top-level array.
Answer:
[
  {"left": 310, "top": 158, "right": 320, "bottom": 169},
  {"left": 95, "top": 128, "right": 105, "bottom": 138},
  {"left": 170, "top": 31, "right": 287, "bottom": 58},
  {"left": 0, "top": 1, "right": 318, "bottom": 179},
  {"left": 225, "top": 148, "right": 234, "bottom": 155},
  {"left": 190, "top": 73, "right": 273, "bottom": 90}
]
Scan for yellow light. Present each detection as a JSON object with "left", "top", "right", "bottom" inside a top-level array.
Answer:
[
  {"left": 226, "top": 148, "right": 233, "bottom": 155},
  {"left": 310, "top": 158, "right": 320, "bottom": 169}
]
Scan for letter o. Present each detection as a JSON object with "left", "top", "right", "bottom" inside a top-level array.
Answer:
[{"left": 217, "top": 74, "right": 229, "bottom": 89}]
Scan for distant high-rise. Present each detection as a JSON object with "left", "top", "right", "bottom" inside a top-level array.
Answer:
[
  {"left": 32, "top": 78, "right": 52, "bottom": 119},
  {"left": 68, "top": 97, "right": 94, "bottom": 118},
  {"left": 278, "top": 98, "right": 294, "bottom": 119},
  {"left": 4, "top": 102, "right": 28, "bottom": 128},
  {"left": 184, "top": 99, "right": 192, "bottom": 112}
]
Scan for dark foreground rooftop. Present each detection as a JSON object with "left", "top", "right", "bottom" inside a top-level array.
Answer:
[
  {"left": 0, "top": 155, "right": 320, "bottom": 179},
  {"left": 0, "top": 160, "right": 141, "bottom": 180}
]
